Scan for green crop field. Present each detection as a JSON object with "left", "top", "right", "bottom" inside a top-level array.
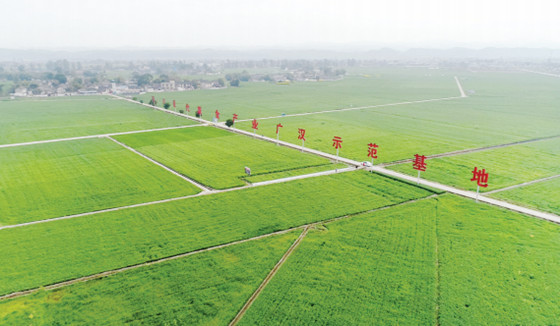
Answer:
[
  {"left": 240, "top": 197, "right": 438, "bottom": 325},
  {"left": 0, "top": 231, "right": 299, "bottom": 325},
  {"left": 490, "top": 177, "right": 560, "bottom": 215},
  {"left": 114, "top": 126, "right": 336, "bottom": 189},
  {"left": 0, "top": 96, "right": 196, "bottom": 144},
  {"left": 0, "top": 138, "right": 201, "bottom": 225},
  {"left": 388, "top": 137, "right": 560, "bottom": 192},
  {"left": 437, "top": 195, "right": 560, "bottom": 324},
  {"left": 3, "top": 68, "right": 560, "bottom": 325},
  {"left": 239, "top": 194, "right": 560, "bottom": 325},
  {"left": 138, "top": 67, "right": 460, "bottom": 121},
  {"left": 0, "top": 171, "right": 433, "bottom": 296},
  {"left": 231, "top": 71, "right": 560, "bottom": 163}
]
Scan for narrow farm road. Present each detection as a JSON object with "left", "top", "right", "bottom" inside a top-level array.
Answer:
[
  {"left": 0, "top": 124, "right": 206, "bottom": 149},
  {"left": 229, "top": 227, "right": 310, "bottom": 326},
  {"left": 250, "top": 166, "right": 357, "bottom": 187},
  {"left": 107, "top": 136, "right": 212, "bottom": 193},
  {"left": 521, "top": 69, "right": 560, "bottom": 78},
  {"left": 455, "top": 76, "right": 467, "bottom": 97},
  {"left": 214, "top": 124, "right": 560, "bottom": 224},
  {"left": 0, "top": 195, "right": 438, "bottom": 301},
  {"left": 235, "top": 95, "right": 464, "bottom": 122},
  {"left": 485, "top": 174, "right": 560, "bottom": 195},
  {"left": 0, "top": 166, "right": 355, "bottom": 230}
]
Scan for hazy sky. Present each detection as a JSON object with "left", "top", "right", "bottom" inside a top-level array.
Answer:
[{"left": 2, "top": 0, "right": 560, "bottom": 49}]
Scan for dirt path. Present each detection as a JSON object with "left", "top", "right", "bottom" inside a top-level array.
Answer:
[
  {"left": 381, "top": 134, "right": 560, "bottom": 167},
  {"left": 485, "top": 174, "right": 560, "bottom": 195},
  {"left": 0, "top": 195, "right": 438, "bottom": 301},
  {"left": 455, "top": 76, "right": 467, "bottom": 97},
  {"left": 0, "top": 165, "right": 355, "bottom": 230},
  {"left": 229, "top": 227, "right": 310, "bottom": 325},
  {"left": 0, "top": 124, "right": 206, "bottom": 149},
  {"left": 250, "top": 166, "right": 358, "bottom": 187},
  {"left": 521, "top": 69, "right": 560, "bottom": 78},
  {"left": 107, "top": 136, "right": 212, "bottom": 192},
  {"left": 235, "top": 95, "right": 464, "bottom": 122}
]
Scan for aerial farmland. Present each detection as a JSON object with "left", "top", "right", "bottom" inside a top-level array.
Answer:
[{"left": 1, "top": 62, "right": 559, "bottom": 325}]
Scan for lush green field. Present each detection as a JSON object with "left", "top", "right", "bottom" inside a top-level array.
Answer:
[
  {"left": 0, "top": 138, "right": 201, "bottom": 225},
  {"left": 388, "top": 137, "right": 560, "bottom": 192},
  {"left": 240, "top": 197, "right": 438, "bottom": 325},
  {"left": 490, "top": 177, "right": 560, "bottom": 215},
  {"left": 437, "top": 195, "right": 560, "bottom": 324},
  {"left": 230, "top": 71, "right": 560, "bottom": 163},
  {"left": 138, "top": 67, "right": 459, "bottom": 121},
  {"left": 0, "top": 231, "right": 299, "bottom": 325},
  {"left": 0, "top": 171, "right": 433, "bottom": 296},
  {"left": 0, "top": 96, "right": 196, "bottom": 144},
  {"left": 240, "top": 194, "right": 560, "bottom": 324},
  {"left": 114, "top": 126, "right": 334, "bottom": 189}
]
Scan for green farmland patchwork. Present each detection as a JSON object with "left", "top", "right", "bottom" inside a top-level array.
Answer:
[
  {"left": 0, "top": 96, "right": 196, "bottom": 144},
  {"left": 232, "top": 71, "right": 560, "bottom": 163},
  {"left": 241, "top": 194, "right": 560, "bottom": 325},
  {"left": 240, "top": 198, "right": 438, "bottom": 325},
  {"left": 138, "top": 68, "right": 459, "bottom": 122},
  {"left": 436, "top": 195, "right": 560, "bottom": 324},
  {"left": 490, "top": 177, "right": 560, "bottom": 215},
  {"left": 0, "top": 231, "right": 299, "bottom": 325},
  {"left": 388, "top": 137, "right": 560, "bottom": 192},
  {"left": 0, "top": 171, "right": 433, "bottom": 296},
  {"left": 114, "top": 126, "right": 333, "bottom": 189},
  {"left": 0, "top": 138, "right": 201, "bottom": 225}
]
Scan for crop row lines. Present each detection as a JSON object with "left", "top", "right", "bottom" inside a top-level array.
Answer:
[{"left": 0, "top": 194, "right": 438, "bottom": 302}]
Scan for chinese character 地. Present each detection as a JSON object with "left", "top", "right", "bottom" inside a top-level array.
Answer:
[{"left": 471, "top": 167, "right": 489, "bottom": 188}]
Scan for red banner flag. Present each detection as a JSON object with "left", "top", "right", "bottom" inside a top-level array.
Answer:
[
  {"left": 173, "top": 100, "right": 176, "bottom": 108},
  {"left": 186, "top": 104, "right": 190, "bottom": 112},
  {"left": 276, "top": 123, "right": 283, "bottom": 134}
]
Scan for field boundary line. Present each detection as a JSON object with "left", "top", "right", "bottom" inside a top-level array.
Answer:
[
  {"left": 454, "top": 76, "right": 467, "bottom": 97},
  {"left": 0, "top": 168, "right": 363, "bottom": 230},
  {"left": 107, "top": 136, "right": 212, "bottom": 192},
  {"left": 381, "top": 134, "right": 560, "bottom": 167},
  {"left": 235, "top": 95, "right": 464, "bottom": 122},
  {"left": 0, "top": 228, "right": 302, "bottom": 302},
  {"left": 250, "top": 166, "right": 357, "bottom": 187},
  {"left": 0, "top": 124, "right": 207, "bottom": 149},
  {"left": 0, "top": 195, "right": 438, "bottom": 301},
  {"left": 485, "top": 174, "right": 560, "bottom": 195},
  {"left": 521, "top": 69, "right": 560, "bottom": 78},
  {"left": 229, "top": 227, "right": 310, "bottom": 326}
]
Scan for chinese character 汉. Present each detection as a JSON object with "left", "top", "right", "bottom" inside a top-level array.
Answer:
[{"left": 298, "top": 128, "right": 306, "bottom": 141}]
